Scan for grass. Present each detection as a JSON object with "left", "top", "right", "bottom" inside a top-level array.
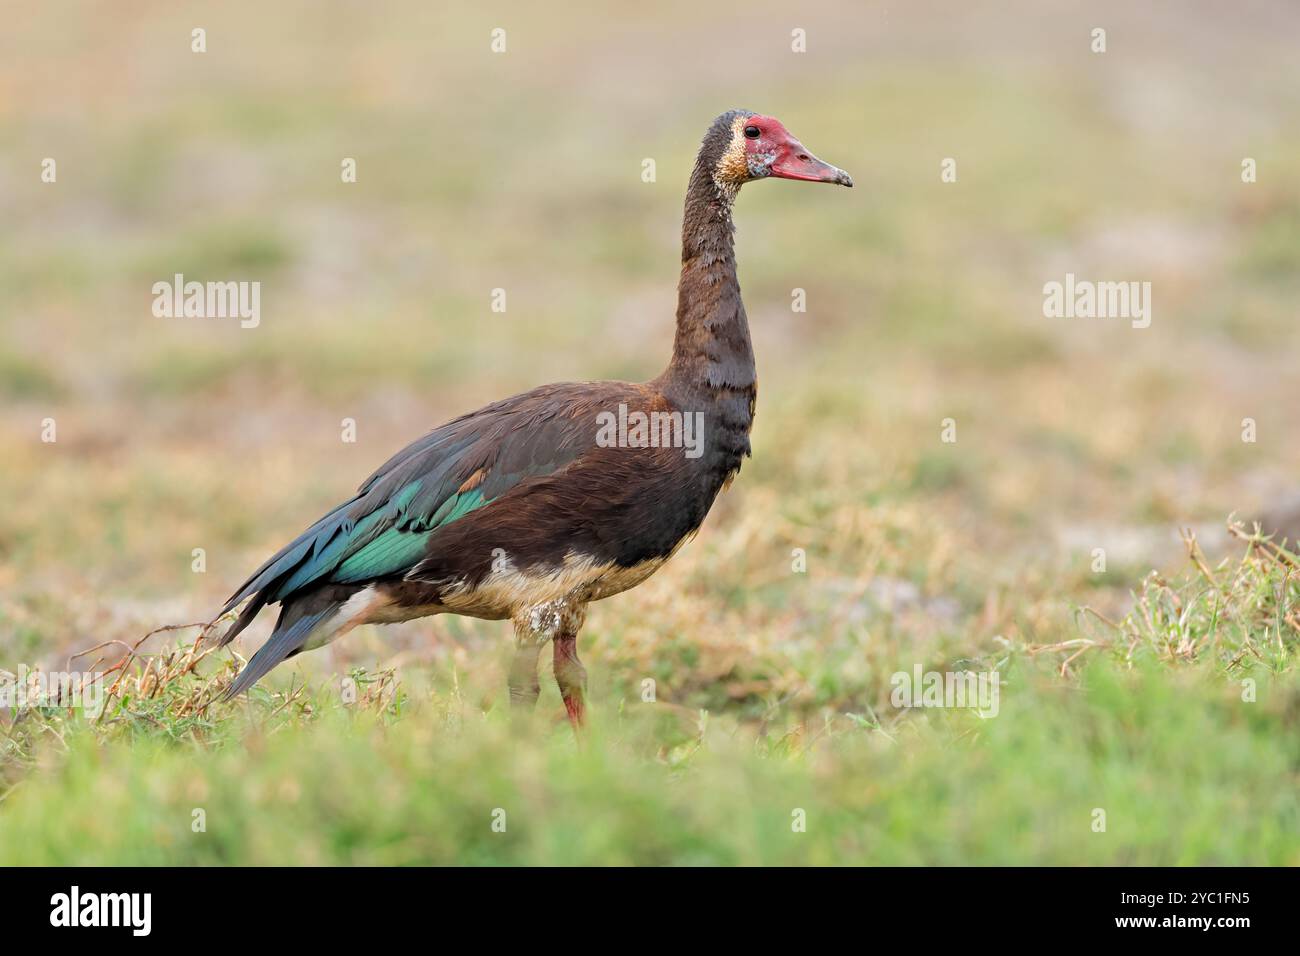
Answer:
[{"left": 1, "top": 522, "right": 1296, "bottom": 865}]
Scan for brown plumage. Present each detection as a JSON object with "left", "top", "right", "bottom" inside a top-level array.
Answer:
[{"left": 211, "top": 110, "right": 852, "bottom": 726}]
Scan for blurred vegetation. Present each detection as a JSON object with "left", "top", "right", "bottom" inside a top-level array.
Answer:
[{"left": 1, "top": 526, "right": 1297, "bottom": 865}]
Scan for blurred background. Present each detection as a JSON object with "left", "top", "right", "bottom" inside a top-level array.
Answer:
[{"left": 2, "top": 0, "right": 1299, "bottom": 713}]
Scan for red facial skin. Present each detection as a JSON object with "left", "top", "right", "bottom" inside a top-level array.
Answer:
[{"left": 742, "top": 114, "right": 854, "bottom": 186}]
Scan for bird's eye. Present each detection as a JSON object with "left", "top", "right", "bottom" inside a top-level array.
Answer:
[{"left": 744, "top": 125, "right": 760, "bottom": 139}]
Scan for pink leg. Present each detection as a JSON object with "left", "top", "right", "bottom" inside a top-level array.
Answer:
[{"left": 552, "top": 631, "right": 587, "bottom": 728}]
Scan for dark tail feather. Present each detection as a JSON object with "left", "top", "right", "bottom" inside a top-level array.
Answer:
[
  {"left": 222, "top": 603, "right": 336, "bottom": 700},
  {"left": 208, "top": 589, "right": 270, "bottom": 649}
]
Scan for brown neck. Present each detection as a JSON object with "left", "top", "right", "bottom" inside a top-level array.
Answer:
[{"left": 663, "top": 163, "right": 756, "bottom": 400}]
